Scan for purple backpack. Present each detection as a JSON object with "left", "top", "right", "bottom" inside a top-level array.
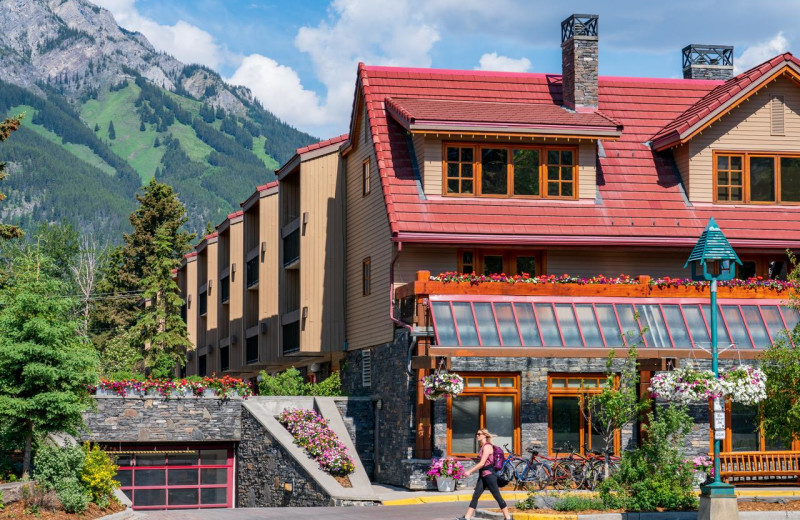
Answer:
[{"left": 491, "top": 445, "right": 504, "bottom": 471}]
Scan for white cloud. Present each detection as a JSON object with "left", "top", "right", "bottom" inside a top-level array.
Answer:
[
  {"left": 475, "top": 52, "right": 532, "bottom": 72},
  {"left": 92, "top": 0, "right": 228, "bottom": 69},
  {"left": 735, "top": 32, "right": 790, "bottom": 74},
  {"left": 227, "top": 55, "right": 327, "bottom": 127}
]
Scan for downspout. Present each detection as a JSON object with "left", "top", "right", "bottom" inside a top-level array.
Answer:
[{"left": 389, "top": 241, "right": 417, "bottom": 375}]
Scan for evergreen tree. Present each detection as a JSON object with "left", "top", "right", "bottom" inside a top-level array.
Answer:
[
  {"left": 132, "top": 225, "right": 191, "bottom": 376},
  {"left": 93, "top": 122, "right": 99, "bottom": 132},
  {"left": 153, "top": 136, "right": 161, "bottom": 148},
  {"left": 91, "top": 179, "right": 194, "bottom": 373},
  {"left": 107, "top": 120, "right": 115, "bottom": 140},
  {"left": 0, "top": 117, "right": 23, "bottom": 239},
  {"left": 0, "top": 247, "right": 99, "bottom": 478},
  {"left": 139, "top": 121, "right": 145, "bottom": 131},
  {"left": 204, "top": 221, "right": 215, "bottom": 236}
]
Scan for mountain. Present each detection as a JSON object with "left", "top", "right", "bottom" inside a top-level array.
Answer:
[{"left": 0, "top": 0, "right": 317, "bottom": 241}]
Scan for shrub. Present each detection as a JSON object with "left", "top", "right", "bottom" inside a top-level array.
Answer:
[
  {"left": 81, "top": 443, "right": 120, "bottom": 508},
  {"left": 599, "top": 405, "right": 698, "bottom": 511},
  {"left": 34, "top": 444, "right": 84, "bottom": 490},
  {"left": 22, "top": 484, "right": 61, "bottom": 514},
  {"left": 306, "top": 372, "right": 343, "bottom": 396},
  {"left": 259, "top": 367, "right": 305, "bottom": 395},
  {"left": 515, "top": 493, "right": 539, "bottom": 511},
  {"left": 553, "top": 493, "right": 605, "bottom": 512},
  {"left": 56, "top": 478, "right": 90, "bottom": 513},
  {"left": 278, "top": 408, "right": 355, "bottom": 475}
]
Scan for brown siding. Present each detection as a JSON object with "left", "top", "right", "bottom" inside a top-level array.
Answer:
[
  {"left": 228, "top": 219, "right": 244, "bottom": 368},
  {"left": 673, "top": 145, "right": 690, "bottom": 194},
  {"left": 299, "top": 151, "right": 345, "bottom": 354},
  {"left": 184, "top": 257, "right": 197, "bottom": 373},
  {"left": 547, "top": 249, "right": 691, "bottom": 278},
  {"left": 259, "top": 191, "right": 281, "bottom": 365},
  {"left": 395, "top": 245, "right": 457, "bottom": 285},
  {"left": 204, "top": 240, "right": 218, "bottom": 374},
  {"left": 578, "top": 141, "right": 596, "bottom": 199},
  {"left": 688, "top": 77, "right": 800, "bottom": 202},
  {"left": 346, "top": 99, "right": 394, "bottom": 351}
]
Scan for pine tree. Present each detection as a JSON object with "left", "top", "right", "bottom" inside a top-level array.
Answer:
[
  {"left": 94, "top": 122, "right": 99, "bottom": 132},
  {"left": 0, "top": 117, "right": 23, "bottom": 239},
  {"left": 132, "top": 225, "right": 191, "bottom": 376},
  {"left": 107, "top": 120, "right": 116, "bottom": 140},
  {"left": 91, "top": 179, "right": 194, "bottom": 373},
  {"left": 140, "top": 121, "right": 146, "bottom": 131},
  {"left": 0, "top": 247, "right": 99, "bottom": 478},
  {"left": 154, "top": 136, "right": 161, "bottom": 148}
]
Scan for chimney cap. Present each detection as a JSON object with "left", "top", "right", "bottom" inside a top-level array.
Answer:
[
  {"left": 561, "top": 14, "right": 598, "bottom": 42},
  {"left": 682, "top": 44, "right": 734, "bottom": 69}
]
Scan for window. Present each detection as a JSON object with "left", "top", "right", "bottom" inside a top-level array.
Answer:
[
  {"left": 246, "top": 256, "right": 259, "bottom": 288},
  {"left": 720, "top": 401, "right": 794, "bottom": 452},
  {"left": 198, "top": 354, "right": 207, "bottom": 377},
  {"left": 444, "top": 143, "right": 576, "bottom": 199},
  {"left": 245, "top": 336, "right": 259, "bottom": 364},
  {"left": 282, "top": 321, "right": 300, "bottom": 355},
  {"left": 220, "top": 346, "right": 229, "bottom": 372},
  {"left": 198, "top": 290, "right": 207, "bottom": 316},
  {"left": 714, "top": 152, "right": 800, "bottom": 204},
  {"left": 548, "top": 374, "right": 617, "bottom": 456},
  {"left": 362, "top": 160, "right": 371, "bottom": 196},
  {"left": 362, "top": 257, "right": 371, "bottom": 296},
  {"left": 220, "top": 275, "right": 230, "bottom": 304},
  {"left": 458, "top": 249, "right": 544, "bottom": 276},
  {"left": 283, "top": 228, "right": 300, "bottom": 267},
  {"left": 736, "top": 255, "right": 789, "bottom": 280},
  {"left": 448, "top": 374, "right": 520, "bottom": 456}
]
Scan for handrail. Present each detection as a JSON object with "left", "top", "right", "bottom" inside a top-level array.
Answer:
[{"left": 720, "top": 451, "right": 800, "bottom": 477}]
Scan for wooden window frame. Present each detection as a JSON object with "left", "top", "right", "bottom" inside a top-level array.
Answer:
[
  {"left": 442, "top": 142, "right": 578, "bottom": 200},
  {"left": 458, "top": 249, "right": 546, "bottom": 277},
  {"left": 547, "top": 373, "right": 620, "bottom": 457},
  {"left": 735, "top": 254, "right": 790, "bottom": 280},
  {"left": 713, "top": 150, "right": 800, "bottom": 205},
  {"left": 362, "top": 257, "right": 371, "bottom": 296},
  {"left": 362, "top": 159, "right": 371, "bottom": 196},
  {"left": 446, "top": 373, "right": 521, "bottom": 457},
  {"left": 714, "top": 400, "right": 800, "bottom": 453}
]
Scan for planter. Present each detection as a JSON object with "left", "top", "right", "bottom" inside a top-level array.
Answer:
[
  {"left": 202, "top": 388, "right": 217, "bottom": 398},
  {"left": 95, "top": 388, "right": 115, "bottom": 397},
  {"left": 693, "top": 471, "right": 709, "bottom": 487},
  {"left": 436, "top": 476, "right": 456, "bottom": 492},
  {"left": 170, "top": 388, "right": 188, "bottom": 398},
  {"left": 145, "top": 389, "right": 160, "bottom": 397}
]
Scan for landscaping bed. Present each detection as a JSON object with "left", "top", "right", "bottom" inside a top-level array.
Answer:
[
  {"left": 0, "top": 499, "right": 124, "bottom": 519},
  {"left": 740, "top": 499, "right": 800, "bottom": 511}
]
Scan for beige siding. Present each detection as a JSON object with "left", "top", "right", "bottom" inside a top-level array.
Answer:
[
  {"left": 421, "top": 136, "right": 596, "bottom": 199},
  {"left": 547, "top": 249, "right": 692, "bottom": 278},
  {"left": 395, "top": 245, "right": 457, "bottom": 285},
  {"left": 184, "top": 257, "right": 197, "bottom": 372},
  {"left": 259, "top": 191, "right": 281, "bottom": 364},
  {"left": 346, "top": 99, "right": 395, "bottom": 351},
  {"left": 299, "top": 151, "right": 345, "bottom": 354},
  {"left": 688, "top": 77, "right": 800, "bottom": 202},
  {"left": 205, "top": 240, "right": 218, "bottom": 375},
  {"left": 673, "top": 145, "right": 691, "bottom": 194},
  {"left": 228, "top": 219, "right": 244, "bottom": 369}
]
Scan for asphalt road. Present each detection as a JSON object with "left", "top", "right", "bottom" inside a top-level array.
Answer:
[{"left": 136, "top": 502, "right": 473, "bottom": 520}]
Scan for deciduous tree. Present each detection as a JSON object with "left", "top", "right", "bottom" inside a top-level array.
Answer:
[{"left": 0, "top": 116, "right": 23, "bottom": 240}]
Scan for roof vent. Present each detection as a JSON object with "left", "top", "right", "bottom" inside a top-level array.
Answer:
[{"left": 682, "top": 45, "right": 734, "bottom": 80}]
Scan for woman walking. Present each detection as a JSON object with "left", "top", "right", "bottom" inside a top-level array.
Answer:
[{"left": 457, "top": 428, "right": 512, "bottom": 520}]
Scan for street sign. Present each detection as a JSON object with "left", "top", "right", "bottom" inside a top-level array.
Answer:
[
  {"left": 715, "top": 428, "right": 726, "bottom": 440},
  {"left": 714, "top": 412, "right": 726, "bottom": 430}
]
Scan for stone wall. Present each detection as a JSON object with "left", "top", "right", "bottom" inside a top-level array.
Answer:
[
  {"left": 237, "top": 407, "right": 331, "bottom": 507},
  {"left": 333, "top": 397, "right": 375, "bottom": 479},
  {"left": 561, "top": 35, "right": 598, "bottom": 109},
  {"left": 683, "top": 65, "right": 734, "bottom": 81},
  {"left": 341, "top": 329, "right": 417, "bottom": 487},
  {"left": 82, "top": 396, "right": 241, "bottom": 442}
]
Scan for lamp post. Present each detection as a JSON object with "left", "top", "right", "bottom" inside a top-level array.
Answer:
[{"left": 684, "top": 217, "right": 742, "bottom": 520}]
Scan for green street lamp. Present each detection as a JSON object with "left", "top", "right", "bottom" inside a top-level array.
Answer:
[{"left": 685, "top": 217, "right": 742, "bottom": 517}]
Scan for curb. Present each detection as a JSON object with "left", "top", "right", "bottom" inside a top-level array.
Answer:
[
  {"left": 383, "top": 491, "right": 528, "bottom": 506},
  {"left": 99, "top": 508, "right": 135, "bottom": 520}
]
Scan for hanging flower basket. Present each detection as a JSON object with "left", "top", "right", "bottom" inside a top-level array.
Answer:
[
  {"left": 649, "top": 365, "right": 766, "bottom": 405},
  {"left": 422, "top": 371, "right": 465, "bottom": 401},
  {"left": 649, "top": 366, "right": 724, "bottom": 405},
  {"left": 719, "top": 365, "right": 767, "bottom": 405}
]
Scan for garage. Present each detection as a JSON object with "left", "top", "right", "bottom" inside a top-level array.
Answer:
[{"left": 106, "top": 444, "right": 234, "bottom": 510}]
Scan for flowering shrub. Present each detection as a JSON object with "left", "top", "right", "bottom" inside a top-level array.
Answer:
[
  {"left": 81, "top": 444, "right": 120, "bottom": 509},
  {"left": 649, "top": 365, "right": 766, "bottom": 405},
  {"left": 278, "top": 408, "right": 355, "bottom": 476},
  {"left": 422, "top": 371, "right": 464, "bottom": 400},
  {"left": 649, "top": 367, "right": 723, "bottom": 405},
  {"left": 91, "top": 376, "right": 252, "bottom": 398},
  {"left": 689, "top": 455, "right": 714, "bottom": 478},
  {"left": 719, "top": 366, "right": 767, "bottom": 405},
  {"left": 426, "top": 458, "right": 466, "bottom": 482},
  {"left": 432, "top": 272, "right": 639, "bottom": 286}
]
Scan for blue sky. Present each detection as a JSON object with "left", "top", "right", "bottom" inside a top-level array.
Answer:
[{"left": 94, "top": 1, "right": 795, "bottom": 139}]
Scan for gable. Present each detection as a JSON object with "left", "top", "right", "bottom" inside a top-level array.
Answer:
[{"left": 685, "top": 75, "right": 800, "bottom": 202}]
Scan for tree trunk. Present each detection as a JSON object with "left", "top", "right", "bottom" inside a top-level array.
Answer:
[{"left": 21, "top": 433, "right": 32, "bottom": 480}]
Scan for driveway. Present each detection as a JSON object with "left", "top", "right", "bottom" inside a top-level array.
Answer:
[{"left": 135, "top": 502, "right": 471, "bottom": 520}]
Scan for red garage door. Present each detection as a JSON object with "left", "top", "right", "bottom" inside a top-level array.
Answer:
[{"left": 107, "top": 444, "right": 234, "bottom": 510}]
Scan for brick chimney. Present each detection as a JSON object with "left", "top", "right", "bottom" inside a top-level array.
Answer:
[
  {"left": 561, "top": 14, "right": 599, "bottom": 111},
  {"left": 683, "top": 44, "right": 734, "bottom": 80}
]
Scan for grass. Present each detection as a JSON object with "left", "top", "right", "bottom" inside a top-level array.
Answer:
[
  {"left": 253, "top": 135, "right": 280, "bottom": 170},
  {"left": 7, "top": 105, "right": 116, "bottom": 176}
]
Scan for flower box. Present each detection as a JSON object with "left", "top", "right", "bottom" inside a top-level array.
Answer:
[{"left": 650, "top": 365, "right": 766, "bottom": 405}]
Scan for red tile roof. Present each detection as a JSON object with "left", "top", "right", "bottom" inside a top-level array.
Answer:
[
  {"left": 257, "top": 181, "right": 279, "bottom": 191},
  {"left": 385, "top": 97, "right": 621, "bottom": 134},
  {"left": 296, "top": 133, "right": 349, "bottom": 155},
  {"left": 651, "top": 53, "right": 800, "bottom": 150},
  {"left": 357, "top": 61, "right": 800, "bottom": 248}
]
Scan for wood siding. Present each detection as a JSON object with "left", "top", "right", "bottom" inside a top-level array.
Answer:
[
  {"left": 688, "top": 77, "right": 800, "bottom": 202},
  {"left": 395, "top": 245, "right": 457, "bottom": 285},
  {"left": 346, "top": 99, "right": 394, "bottom": 351},
  {"left": 227, "top": 219, "right": 244, "bottom": 369},
  {"left": 259, "top": 191, "right": 281, "bottom": 364},
  {"left": 420, "top": 136, "right": 597, "bottom": 199},
  {"left": 184, "top": 257, "right": 197, "bottom": 373},
  {"left": 547, "top": 249, "right": 691, "bottom": 278},
  {"left": 299, "top": 151, "right": 345, "bottom": 354},
  {"left": 673, "top": 145, "right": 691, "bottom": 194}
]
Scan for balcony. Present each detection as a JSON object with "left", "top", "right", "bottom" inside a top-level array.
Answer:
[
  {"left": 198, "top": 290, "right": 208, "bottom": 317},
  {"left": 397, "top": 271, "right": 799, "bottom": 359},
  {"left": 246, "top": 256, "right": 259, "bottom": 289},
  {"left": 283, "top": 228, "right": 300, "bottom": 268},
  {"left": 220, "top": 275, "right": 230, "bottom": 304}
]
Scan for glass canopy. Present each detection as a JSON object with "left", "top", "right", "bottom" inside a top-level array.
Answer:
[{"left": 429, "top": 296, "right": 799, "bottom": 349}]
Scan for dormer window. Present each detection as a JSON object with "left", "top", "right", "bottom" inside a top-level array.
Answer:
[
  {"left": 444, "top": 143, "right": 577, "bottom": 199},
  {"left": 714, "top": 152, "right": 800, "bottom": 204}
]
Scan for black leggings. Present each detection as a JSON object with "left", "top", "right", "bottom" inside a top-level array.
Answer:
[{"left": 469, "top": 472, "right": 507, "bottom": 509}]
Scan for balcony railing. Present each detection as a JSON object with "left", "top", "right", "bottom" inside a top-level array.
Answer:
[
  {"left": 220, "top": 275, "right": 230, "bottom": 303},
  {"left": 246, "top": 257, "right": 259, "bottom": 288},
  {"left": 282, "top": 321, "right": 300, "bottom": 355},
  {"left": 283, "top": 228, "right": 300, "bottom": 267}
]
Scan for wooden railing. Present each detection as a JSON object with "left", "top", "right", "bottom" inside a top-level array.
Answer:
[{"left": 720, "top": 451, "right": 800, "bottom": 482}]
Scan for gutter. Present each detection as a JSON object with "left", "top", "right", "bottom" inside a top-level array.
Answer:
[{"left": 392, "top": 232, "right": 800, "bottom": 250}]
